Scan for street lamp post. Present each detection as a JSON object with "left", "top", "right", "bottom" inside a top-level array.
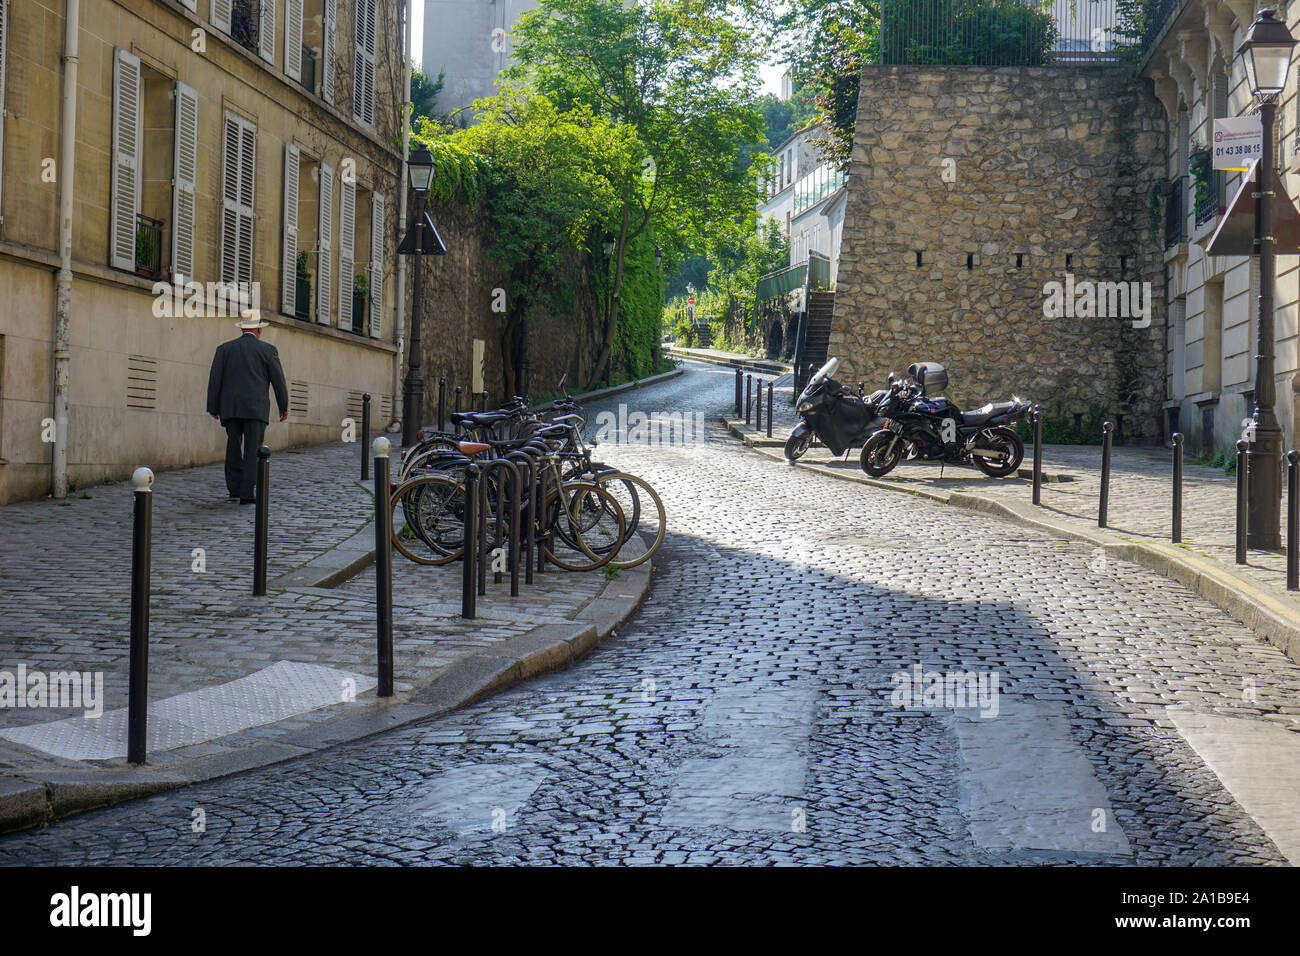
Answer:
[
  {"left": 400, "top": 148, "right": 437, "bottom": 450},
  {"left": 1241, "top": 8, "right": 1297, "bottom": 550}
]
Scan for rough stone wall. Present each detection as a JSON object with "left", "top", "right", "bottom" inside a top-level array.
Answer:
[
  {"left": 413, "top": 198, "right": 603, "bottom": 424},
  {"left": 831, "top": 66, "right": 1167, "bottom": 441}
]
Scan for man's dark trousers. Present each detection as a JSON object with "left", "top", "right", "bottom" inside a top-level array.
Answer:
[{"left": 224, "top": 418, "right": 267, "bottom": 500}]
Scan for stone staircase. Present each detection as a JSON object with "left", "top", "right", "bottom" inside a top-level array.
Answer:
[{"left": 802, "top": 290, "right": 835, "bottom": 373}]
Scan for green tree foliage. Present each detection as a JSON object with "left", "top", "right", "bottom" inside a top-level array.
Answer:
[
  {"left": 664, "top": 218, "right": 789, "bottom": 354},
  {"left": 414, "top": 91, "right": 638, "bottom": 397},
  {"left": 410, "top": 66, "right": 444, "bottom": 122},
  {"left": 510, "top": 0, "right": 767, "bottom": 388}
]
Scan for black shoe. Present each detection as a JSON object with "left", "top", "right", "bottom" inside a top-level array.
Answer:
[
  {"left": 239, "top": 497, "right": 256, "bottom": 504},
  {"left": 225, "top": 495, "right": 239, "bottom": 502}
]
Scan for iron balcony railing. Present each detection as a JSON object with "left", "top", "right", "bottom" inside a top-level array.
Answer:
[
  {"left": 1165, "top": 175, "right": 1186, "bottom": 248},
  {"left": 1137, "top": 0, "right": 1182, "bottom": 54},
  {"left": 879, "top": 0, "right": 1125, "bottom": 66},
  {"left": 1191, "top": 151, "right": 1224, "bottom": 229},
  {"left": 134, "top": 214, "right": 164, "bottom": 280}
]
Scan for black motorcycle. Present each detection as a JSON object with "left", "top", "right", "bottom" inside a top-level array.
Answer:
[
  {"left": 785, "top": 357, "right": 887, "bottom": 461},
  {"left": 858, "top": 362, "right": 1031, "bottom": 479}
]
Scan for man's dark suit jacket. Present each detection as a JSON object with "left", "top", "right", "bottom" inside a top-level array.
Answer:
[{"left": 207, "top": 333, "right": 290, "bottom": 424}]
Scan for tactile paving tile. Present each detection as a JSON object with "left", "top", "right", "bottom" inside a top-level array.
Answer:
[{"left": 0, "top": 661, "right": 377, "bottom": 760}]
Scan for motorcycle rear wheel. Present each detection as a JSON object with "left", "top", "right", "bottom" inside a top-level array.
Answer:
[
  {"left": 972, "top": 428, "right": 1024, "bottom": 478},
  {"left": 860, "top": 432, "right": 904, "bottom": 477},
  {"left": 784, "top": 428, "right": 814, "bottom": 461}
]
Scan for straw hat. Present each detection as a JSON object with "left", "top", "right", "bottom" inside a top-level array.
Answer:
[{"left": 237, "top": 311, "right": 269, "bottom": 330}]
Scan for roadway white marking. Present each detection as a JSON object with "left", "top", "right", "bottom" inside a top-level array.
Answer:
[
  {"left": 0, "top": 661, "right": 375, "bottom": 760},
  {"left": 953, "top": 698, "right": 1131, "bottom": 855},
  {"left": 1169, "top": 709, "right": 1300, "bottom": 865},
  {"left": 660, "top": 683, "right": 817, "bottom": 831},
  {"left": 409, "top": 761, "right": 547, "bottom": 836}
]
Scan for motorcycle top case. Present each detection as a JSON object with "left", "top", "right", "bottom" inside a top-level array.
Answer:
[{"left": 908, "top": 362, "right": 947, "bottom": 394}]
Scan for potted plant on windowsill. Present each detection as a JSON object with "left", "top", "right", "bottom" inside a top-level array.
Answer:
[
  {"left": 295, "top": 250, "right": 312, "bottom": 321},
  {"left": 352, "top": 274, "right": 369, "bottom": 334}
]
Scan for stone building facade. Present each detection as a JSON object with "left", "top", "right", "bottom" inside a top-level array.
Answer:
[
  {"left": 1143, "top": 0, "right": 1300, "bottom": 460},
  {"left": 829, "top": 66, "right": 1168, "bottom": 441},
  {"left": 412, "top": 196, "right": 605, "bottom": 423},
  {"left": 0, "top": 0, "right": 404, "bottom": 503}
]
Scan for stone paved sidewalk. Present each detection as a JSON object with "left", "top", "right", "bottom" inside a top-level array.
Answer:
[
  {"left": 736, "top": 378, "right": 1300, "bottom": 662},
  {"left": 0, "top": 440, "right": 644, "bottom": 803}
]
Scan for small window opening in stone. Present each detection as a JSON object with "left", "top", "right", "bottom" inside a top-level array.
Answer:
[
  {"left": 1120, "top": 255, "right": 1128, "bottom": 273},
  {"left": 915, "top": 251, "right": 923, "bottom": 268},
  {"left": 1015, "top": 253, "right": 1023, "bottom": 269},
  {"left": 1065, "top": 254, "right": 1073, "bottom": 269},
  {"left": 966, "top": 253, "right": 974, "bottom": 270}
]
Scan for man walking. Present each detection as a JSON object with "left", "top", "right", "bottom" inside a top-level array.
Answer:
[{"left": 207, "top": 314, "right": 290, "bottom": 503}]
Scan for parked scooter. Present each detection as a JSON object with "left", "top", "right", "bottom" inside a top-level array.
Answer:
[
  {"left": 858, "top": 362, "right": 1032, "bottom": 478},
  {"left": 785, "top": 357, "right": 887, "bottom": 461}
]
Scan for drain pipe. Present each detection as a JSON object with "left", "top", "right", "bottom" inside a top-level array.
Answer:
[
  {"left": 52, "top": 0, "right": 81, "bottom": 498},
  {"left": 391, "top": 0, "right": 413, "bottom": 428}
]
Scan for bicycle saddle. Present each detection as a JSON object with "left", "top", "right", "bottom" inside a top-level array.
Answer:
[{"left": 457, "top": 441, "right": 491, "bottom": 455}]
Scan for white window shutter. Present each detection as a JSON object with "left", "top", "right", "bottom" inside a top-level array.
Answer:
[
  {"left": 321, "top": 0, "right": 336, "bottom": 104},
  {"left": 338, "top": 174, "right": 355, "bottom": 330},
  {"left": 238, "top": 121, "right": 256, "bottom": 288},
  {"left": 285, "top": 0, "right": 303, "bottom": 82},
  {"left": 110, "top": 48, "right": 142, "bottom": 272},
  {"left": 281, "top": 143, "right": 300, "bottom": 316},
  {"left": 317, "top": 162, "right": 333, "bottom": 324},
  {"left": 171, "top": 82, "right": 199, "bottom": 283},
  {"left": 0, "top": 0, "right": 9, "bottom": 220},
  {"left": 352, "top": 0, "right": 375, "bottom": 125},
  {"left": 220, "top": 112, "right": 257, "bottom": 291},
  {"left": 220, "top": 116, "right": 239, "bottom": 284},
  {"left": 258, "top": 0, "right": 276, "bottom": 63},
  {"left": 212, "top": 0, "right": 232, "bottom": 34},
  {"left": 369, "top": 192, "right": 384, "bottom": 337}
]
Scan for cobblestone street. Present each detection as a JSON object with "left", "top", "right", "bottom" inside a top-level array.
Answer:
[{"left": 2, "top": 361, "right": 1298, "bottom": 865}]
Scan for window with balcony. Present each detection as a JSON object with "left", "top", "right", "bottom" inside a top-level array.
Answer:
[
  {"left": 110, "top": 51, "right": 181, "bottom": 282},
  {"left": 282, "top": 144, "right": 324, "bottom": 321}
]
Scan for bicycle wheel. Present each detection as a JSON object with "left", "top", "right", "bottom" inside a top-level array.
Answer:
[
  {"left": 542, "top": 483, "right": 625, "bottom": 572},
  {"left": 593, "top": 471, "right": 666, "bottom": 570},
  {"left": 390, "top": 473, "right": 467, "bottom": 565}
]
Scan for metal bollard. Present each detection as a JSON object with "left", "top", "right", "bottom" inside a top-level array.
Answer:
[
  {"left": 767, "top": 382, "right": 774, "bottom": 439},
  {"left": 372, "top": 438, "right": 394, "bottom": 697},
  {"left": 455, "top": 385, "right": 463, "bottom": 415},
  {"left": 734, "top": 368, "right": 743, "bottom": 417},
  {"left": 755, "top": 378, "right": 763, "bottom": 432},
  {"left": 482, "top": 389, "right": 489, "bottom": 412},
  {"left": 1031, "top": 404, "right": 1043, "bottom": 506},
  {"left": 1289, "top": 450, "right": 1299, "bottom": 590},
  {"left": 254, "top": 445, "right": 270, "bottom": 595},
  {"left": 745, "top": 374, "right": 753, "bottom": 426},
  {"left": 478, "top": 459, "right": 520, "bottom": 595},
  {"left": 1098, "top": 422, "right": 1113, "bottom": 528},
  {"left": 1236, "top": 440, "right": 1248, "bottom": 564},
  {"left": 438, "top": 377, "right": 447, "bottom": 432},
  {"left": 506, "top": 451, "right": 536, "bottom": 587},
  {"left": 128, "top": 467, "right": 154, "bottom": 765},
  {"left": 1171, "top": 432, "right": 1183, "bottom": 544},
  {"left": 361, "top": 393, "right": 371, "bottom": 480},
  {"left": 462, "top": 464, "right": 479, "bottom": 619}
]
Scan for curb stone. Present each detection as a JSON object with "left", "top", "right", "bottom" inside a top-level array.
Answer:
[
  {"left": 724, "top": 416, "right": 1300, "bottom": 668},
  {"left": 0, "top": 548, "right": 655, "bottom": 834}
]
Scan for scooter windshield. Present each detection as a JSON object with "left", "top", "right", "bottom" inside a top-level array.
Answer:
[{"left": 808, "top": 357, "right": 839, "bottom": 386}]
